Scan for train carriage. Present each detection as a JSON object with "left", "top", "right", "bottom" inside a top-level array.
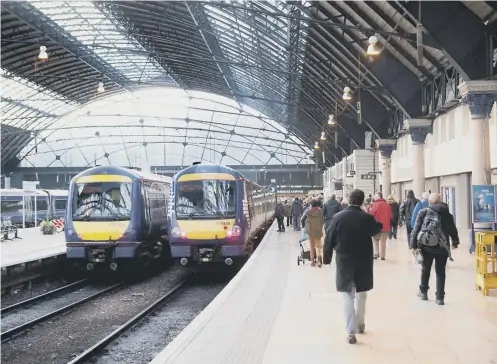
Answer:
[
  {"left": 168, "top": 163, "right": 275, "bottom": 265},
  {"left": 65, "top": 166, "right": 171, "bottom": 271}
]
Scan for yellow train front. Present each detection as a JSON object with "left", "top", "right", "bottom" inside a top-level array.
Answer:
[
  {"left": 65, "top": 166, "right": 171, "bottom": 271},
  {"left": 168, "top": 164, "right": 275, "bottom": 266}
]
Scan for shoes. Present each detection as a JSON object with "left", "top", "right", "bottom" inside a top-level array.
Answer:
[
  {"left": 436, "top": 299, "right": 444, "bottom": 305},
  {"left": 418, "top": 292, "right": 428, "bottom": 301},
  {"left": 347, "top": 334, "right": 357, "bottom": 344},
  {"left": 381, "top": 257, "right": 385, "bottom": 260},
  {"left": 317, "top": 256, "right": 322, "bottom": 268},
  {"left": 358, "top": 324, "right": 365, "bottom": 334},
  {"left": 374, "top": 254, "right": 379, "bottom": 259}
]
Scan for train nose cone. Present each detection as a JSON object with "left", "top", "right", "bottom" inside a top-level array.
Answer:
[
  {"left": 180, "top": 258, "right": 188, "bottom": 266},
  {"left": 225, "top": 258, "right": 233, "bottom": 266}
]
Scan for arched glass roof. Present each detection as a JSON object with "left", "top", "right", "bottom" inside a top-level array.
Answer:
[{"left": 20, "top": 88, "right": 312, "bottom": 169}]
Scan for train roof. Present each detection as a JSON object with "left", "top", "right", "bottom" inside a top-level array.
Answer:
[
  {"left": 72, "top": 166, "right": 171, "bottom": 184},
  {"left": 42, "top": 189, "right": 69, "bottom": 197},
  {"left": 173, "top": 163, "right": 263, "bottom": 188},
  {"left": 1, "top": 189, "right": 49, "bottom": 197}
]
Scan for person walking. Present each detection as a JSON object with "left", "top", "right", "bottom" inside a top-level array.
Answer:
[
  {"left": 322, "top": 194, "right": 341, "bottom": 232},
  {"left": 386, "top": 195, "right": 400, "bottom": 239},
  {"left": 323, "top": 189, "right": 383, "bottom": 344},
  {"left": 275, "top": 200, "right": 285, "bottom": 232},
  {"left": 291, "top": 197, "right": 304, "bottom": 231},
  {"left": 410, "top": 191, "right": 430, "bottom": 229},
  {"left": 283, "top": 199, "right": 292, "bottom": 228},
  {"left": 301, "top": 199, "right": 324, "bottom": 267},
  {"left": 369, "top": 192, "right": 392, "bottom": 260},
  {"left": 410, "top": 193, "right": 459, "bottom": 305},
  {"left": 400, "top": 190, "right": 419, "bottom": 242}
]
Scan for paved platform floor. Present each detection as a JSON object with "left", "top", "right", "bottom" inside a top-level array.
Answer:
[
  {"left": 1, "top": 228, "right": 65, "bottom": 268},
  {"left": 151, "top": 225, "right": 497, "bottom": 364}
]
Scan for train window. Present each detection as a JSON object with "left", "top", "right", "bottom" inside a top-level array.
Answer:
[
  {"left": 73, "top": 182, "right": 132, "bottom": 221},
  {"left": 55, "top": 199, "right": 67, "bottom": 210},
  {"left": 36, "top": 199, "right": 48, "bottom": 211},
  {"left": 175, "top": 180, "right": 236, "bottom": 218},
  {"left": 1, "top": 200, "right": 23, "bottom": 213}
]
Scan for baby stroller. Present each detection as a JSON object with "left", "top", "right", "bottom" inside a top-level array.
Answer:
[{"left": 297, "top": 231, "right": 316, "bottom": 265}]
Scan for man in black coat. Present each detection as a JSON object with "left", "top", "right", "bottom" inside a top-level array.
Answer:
[{"left": 323, "top": 189, "right": 383, "bottom": 345}]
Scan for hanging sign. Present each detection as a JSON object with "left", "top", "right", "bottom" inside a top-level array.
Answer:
[{"left": 471, "top": 185, "right": 496, "bottom": 223}]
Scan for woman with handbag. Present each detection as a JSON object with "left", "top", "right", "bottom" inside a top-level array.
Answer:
[{"left": 301, "top": 199, "right": 325, "bottom": 267}]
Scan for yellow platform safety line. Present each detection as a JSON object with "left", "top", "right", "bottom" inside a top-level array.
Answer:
[
  {"left": 76, "top": 174, "right": 133, "bottom": 183},
  {"left": 475, "top": 231, "right": 497, "bottom": 296},
  {"left": 177, "top": 173, "right": 235, "bottom": 182}
]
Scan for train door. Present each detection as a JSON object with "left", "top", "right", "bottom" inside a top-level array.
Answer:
[{"left": 24, "top": 194, "right": 34, "bottom": 226}]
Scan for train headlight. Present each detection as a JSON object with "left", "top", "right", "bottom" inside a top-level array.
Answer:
[{"left": 171, "top": 227, "right": 182, "bottom": 238}]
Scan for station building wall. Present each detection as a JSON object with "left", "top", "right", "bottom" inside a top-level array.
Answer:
[{"left": 390, "top": 102, "right": 497, "bottom": 234}]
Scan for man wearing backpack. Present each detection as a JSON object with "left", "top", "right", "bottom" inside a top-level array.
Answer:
[{"left": 410, "top": 193, "right": 460, "bottom": 305}]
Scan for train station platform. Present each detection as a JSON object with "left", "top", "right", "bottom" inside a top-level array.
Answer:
[
  {"left": 151, "top": 224, "right": 497, "bottom": 364},
  {"left": 1, "top": 228, "right": 66, "bottom": 268}
]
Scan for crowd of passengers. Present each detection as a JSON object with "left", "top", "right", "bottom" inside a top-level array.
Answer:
[{"left": 274, "top": 189, "right": 459, "bottom": 345}]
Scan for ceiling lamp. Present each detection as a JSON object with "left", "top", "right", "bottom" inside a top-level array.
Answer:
[
  {"left": 97, "top": 81, "right": 105, "bottom": 93},
  {"left": 314, "top": 141, "right": 320, "bottom": 150},
  {"left": 38, "top": 46, "right": 48, "bottom": 60},
  {"left": 328, "top": 114, "right": 335, "bottom": 125},
  {"left": 320, "top": 131, "right": 326, "bottom": 141},
  {"left": 343, "top": 86, "right": 352, "bottom": 101},
  {"left": 367, "top": 35, "right": 380, "bottom": 56}
]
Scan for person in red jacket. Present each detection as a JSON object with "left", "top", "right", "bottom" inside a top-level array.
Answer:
[{"left": 369, "top": 192, "right": 392, "bottom": 260}]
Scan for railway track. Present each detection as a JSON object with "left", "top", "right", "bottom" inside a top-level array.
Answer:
[
  {"left": 1, "top": 281, "right": 125, "bottom": 342},
  {"left": 1, "top": 279, "right": 88, "bottom": 314},
  {"left": 67, "top": 279, "right": 189, "bottom": 364}
]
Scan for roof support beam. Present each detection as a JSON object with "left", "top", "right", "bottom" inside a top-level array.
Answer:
[
  {"left": 2, "top": 2, "right": 133, "bottom": 93},
  {"left": 285, "top": 2, "right": 303, "bottom": 128},
  {"left": 185, "top": 2, "right": 244, "bottom": 105},
  {"left": 396, "top": 1, "right": 490, "bottom": 80}
]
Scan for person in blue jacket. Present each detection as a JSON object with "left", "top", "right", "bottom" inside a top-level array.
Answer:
[{"left": 411, "top": 191, "right": 430, "bottom": 228}]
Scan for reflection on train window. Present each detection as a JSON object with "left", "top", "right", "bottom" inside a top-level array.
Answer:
[
  {"left": 1, "top": 200, "right": 23, "bottom": 213},
  {"left": 36, "top": 198, "right": 48, "bottom": 211},
  {"left": 176, "top": 180, "right": 236, "bottom": 218},
  {"left": 73, "top": 182, "right": 132, "bottom": 221}
]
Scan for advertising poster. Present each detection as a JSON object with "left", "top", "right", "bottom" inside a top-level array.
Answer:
[{"left": 472, "top": 185, "right": 497, "bottom": 223}]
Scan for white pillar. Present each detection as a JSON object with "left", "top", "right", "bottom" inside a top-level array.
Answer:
[
  {"left": 404, "top": 119, "right": 432, "bottom": 200},
  {"left": 412, "top": 143, "right": 425, "bottom": 198},
  {"left": 376, "top": 139, "right": 396, "bottom": 197},
  {"left": 470, "top": 116, "right": 487, "bottom": 185}
]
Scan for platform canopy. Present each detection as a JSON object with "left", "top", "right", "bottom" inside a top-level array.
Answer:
[{"left": 1, "top": 1, "right": 496, "bottom": 170}]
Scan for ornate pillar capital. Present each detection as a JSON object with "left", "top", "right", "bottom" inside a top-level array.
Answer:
[
  {"left": 458, "top": 80, "right": 497, "bottom": 120},
  {"left": 375, "top": 138, "right": 397, "bottom": 158},
  {"left": 403, "top": 118, "right": 432, "bottom": 145}
]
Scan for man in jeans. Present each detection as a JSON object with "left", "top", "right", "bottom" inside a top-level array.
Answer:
[
  {"left": 323, "top": 189, "right": 382, "bottom": 344},
  {"left": 410, "top": 193, "right": 459, "bottom": 305},
  {"left": 369, "top": 192, "right": 392, "bottom": 260}
]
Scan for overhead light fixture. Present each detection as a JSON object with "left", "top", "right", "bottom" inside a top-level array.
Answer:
[
  {"left": 367, "top": 35, "right": 380, "bottom": 56},
  {"left": 320, "top": 131, "right": 326, "bottom": 141},
  {"left": 314, "top": 141, "right": 320, "bottom": 150},
  {"left": 97, "top": 81, "right": 105, "bottom": 93},
  {"left": 328, "top": 114, "right": 335, "bottom": 126},
  {"left": 343, "top": 86, "right": 352, "bottom": 101},
  {"left": 38, "top": 46, "right": 48, "bottom": 60}
]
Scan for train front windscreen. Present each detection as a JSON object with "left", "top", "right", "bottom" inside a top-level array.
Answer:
[
  {"left": 175, "top": 179, "right": 236, "bottom": 219},
  {"left": 72, "top": 181, "right": 132, "bottom": 221}
]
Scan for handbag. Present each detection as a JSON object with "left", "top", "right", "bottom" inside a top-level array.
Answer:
[{"left": 300, "top": 229, "right": 309, "bottom": 242}]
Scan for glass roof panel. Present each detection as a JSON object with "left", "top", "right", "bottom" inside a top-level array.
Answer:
[
  {"left": 20, "top": 88, "right": 312, "bottom": 168},
  {"left": 28, "top": 0, "right": 177, "bottom": 85},
  {"left": 0, "top": 69, "right": 78, "bottom": 129}
]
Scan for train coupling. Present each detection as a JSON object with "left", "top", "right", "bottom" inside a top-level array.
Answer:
[
  {"left": 86, "top": 263, "right": 94, "bottom": 271},
  {"left": 109, "top": 262, "right": 118, "bottom": 271},
  {"left": 224, "top": 258, "right": 233, "bottom": 266},
  {"left": 180, "top": 258, "right": 188, "bottom": 266}
]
